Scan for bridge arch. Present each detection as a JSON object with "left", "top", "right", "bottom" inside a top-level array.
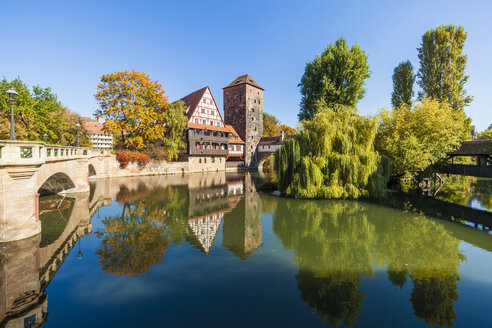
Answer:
[
  {"left": 38, "top": 172, "right": 76, "bottom": 195},
  {"left": 257, "top": 154, "right": 275, "bottom": 173}
]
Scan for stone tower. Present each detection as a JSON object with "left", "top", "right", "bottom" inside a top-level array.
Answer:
[{"left": 223, "top": 74, "right": 263, "bottom": 167}]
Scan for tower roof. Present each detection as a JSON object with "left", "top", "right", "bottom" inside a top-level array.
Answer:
[{"left": 223, "top": 74, "right": 263, "bottom": 90}]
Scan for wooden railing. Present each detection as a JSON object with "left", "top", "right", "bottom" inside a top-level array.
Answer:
[{"left": 442, "top": 164, "right": 492, "bottom": 178}]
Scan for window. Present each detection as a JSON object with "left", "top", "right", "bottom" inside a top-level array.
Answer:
[
  {"left": 204, "top": 157, "right": 207, "bottom": 163},
  {"left": 233, "top": 90, "right": 236, "bottom": 94},
  {"left": 199, "top": 158, "right": 202, "bottom": 163},
  {"left": 201, "top": 108, "right": 205, "bottom": 113},
  {"left": 196, "top": 142, "right": 200, "bottom": 149},
  {"left": 251, "top": 108, "right": 254, "bottom": 112},
  {"left": 240, "top": 88, "right": 243, "bottom": 92},
  {"left": 195, "top": 118, "right": 198, "bottom": 124},
  {"left": 254, "top": 99, "right": 256, "bottom": 103},
  {"left": 211, "top": 157, "right": 215, "bottom": 163},
  {"left": 259, "top": 100, "right": 261, "bottom": 104},
  {"left": 226, "top": 91, "right": 229, "bottom": 95}
]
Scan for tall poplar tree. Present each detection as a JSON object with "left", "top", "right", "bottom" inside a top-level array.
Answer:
[
  {"left": 417, "top": 25, "right": 473, "bottom": 111},
  {"left": 298, "top": 37, "right": 371, "bottom": 121},
  {"left": 391, "top": 61, "right": 415, "bottom": 108}
]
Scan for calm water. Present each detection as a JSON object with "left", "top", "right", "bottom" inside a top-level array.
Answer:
[{"left": 1, "top": 173, "right": 492, "bottom": 327}]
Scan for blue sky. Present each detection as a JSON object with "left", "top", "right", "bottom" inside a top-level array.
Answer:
[{"left": 1, "top": 0, "right": 491, "bottom": 131}]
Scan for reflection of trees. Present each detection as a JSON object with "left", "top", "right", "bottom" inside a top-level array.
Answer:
[
  {"left": 96, "top": 185, "right": 187, "bottom": 277},
  {"left": 376, "top": 214, "right": 464, "bottom": 327},
  {"left": 411, "top": 274, "right": 458, "bottom": 327},
  {"left": 296, "top": 270, "right": 364, "bottom": 327},
  {"left": 273, "top": 198, "right": 465, "bottom": 327},
  {"left": 472, "top": 178, "right": 492, "bottom": 210},
  {"left": 261, "top": 197, "right": 277, "bottom": 214},
  {"left": 39, "top": 196, "right": 75, "bottom": 247},
  {"left": 437, "top": 175, "right": 475, "bottom": 206},
  {"left": 274, "top": 200, "right": 375, "bottom": 327}
]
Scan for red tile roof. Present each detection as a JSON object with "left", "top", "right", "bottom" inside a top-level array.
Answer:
[
  {"left": 187, "top": 122, "right": 231, "bottom": 133},
  {"left": 82, "top": 119, "right": 105, "bottom": 134},
  {"left": 179, "top": 86, "right": 208, "bottom": 119},
  {"left": 225, "top": 125, "right": 245, "bottom": 144}
]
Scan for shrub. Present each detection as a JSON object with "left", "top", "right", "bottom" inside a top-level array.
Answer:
[{"left": 115, "top": 150, "right": 150, "bottom": 167}]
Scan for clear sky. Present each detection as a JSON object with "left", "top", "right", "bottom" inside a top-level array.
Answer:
[{"left": 1, "top": 0, "right": 491, "bottom": 131}]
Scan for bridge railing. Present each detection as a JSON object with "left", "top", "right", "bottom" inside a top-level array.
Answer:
[{"left": 0, "top": 140, "right": 110, "bottom": 166}]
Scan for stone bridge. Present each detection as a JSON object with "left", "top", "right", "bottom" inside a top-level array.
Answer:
[{"left": 0, "top": 140, "right": 111, "bottom": 243}]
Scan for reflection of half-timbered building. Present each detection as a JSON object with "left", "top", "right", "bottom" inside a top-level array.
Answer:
[{"left": 186, "top": 176, "right": 245, "bottom": 255}]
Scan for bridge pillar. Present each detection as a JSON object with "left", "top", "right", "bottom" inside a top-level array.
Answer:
[
  {"left": 72, "top": 158, "right": 90, "bottom": 193},
  {"left": 0, "top": 166, "right": 41, "bottom": 243}
]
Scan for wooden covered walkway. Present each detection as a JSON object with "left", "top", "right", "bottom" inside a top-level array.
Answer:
[{"left": 445, "top": 140, "right": 492, "bottom": 178}]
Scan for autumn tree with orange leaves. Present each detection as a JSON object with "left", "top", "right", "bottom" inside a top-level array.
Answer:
[
  {"left": 94, "top": 70, "right": 187, "bottom": 156},
  {"left": 263, "top": 112, "right": 296, "bottom": 137}
]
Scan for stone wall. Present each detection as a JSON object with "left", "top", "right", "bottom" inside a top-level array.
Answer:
[{"left": 94, "top": 155, "right": 226, "bottom": 178}]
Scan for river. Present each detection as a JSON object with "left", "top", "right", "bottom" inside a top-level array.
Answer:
[{"left": 1, "top": 172, "right": 492, "bottom": 327}]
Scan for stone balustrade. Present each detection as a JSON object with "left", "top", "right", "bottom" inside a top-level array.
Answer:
[{"left": 0, "top": 140, "right": 109, "bottom": 167}]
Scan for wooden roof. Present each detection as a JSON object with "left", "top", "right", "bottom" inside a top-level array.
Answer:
[
  {"left": 223, "top": 74, "right": 263, "bottom": 90},
  {"left": 448, "top": 140, "right": 492, "bottom": 156}
]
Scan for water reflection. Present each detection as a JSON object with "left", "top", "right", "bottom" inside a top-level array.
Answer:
[
  {"left": 273, "top": 199, "right": 465, "bottom": 327},
  {"left": 0, "top": 192, "right": 95, "bottom": 327},
  {"left": 436, "top": 176, "right": 492, "bottom": 212},
  {"left": 0, "top": 173, "right": 491, "bottom": 327}
]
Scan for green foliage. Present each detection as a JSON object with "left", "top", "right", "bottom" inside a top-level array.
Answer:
[
  {"left": 276, "top": 105, "right": 390, "bottom": 199},
  {"left": 164, "top": 100, "right": 188, "bottom": 160},
  {"left": 273, "top": 198, "right": 464, "bottom": 327},
  {"left": 274, "top": 138, "right": 300, "bottom": 193},
  {"left": 298, "top": 37, "right": 371, "bottom": 121},
  {"left": 417, "top": 25, "right": 473, "bottom": 111},
  {"left": 0, "top": 77, "right": 90, "bottom": 145},
  {"left": 391, "top": 60, "right": 415, "bottom": 108},
  {"left": 477, "top": 125, "right": 492, "bottom": 140},
  {"left": 376, "top": 98, "right": 468, "bottom": 179}
]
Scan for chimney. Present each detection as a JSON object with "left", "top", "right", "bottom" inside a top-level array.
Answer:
[
  {"left": 281, "top": 130, "right": 285, "bottom": 142},
  {"left": 97, "top": 116, "right": 103, "bottom": 124}
]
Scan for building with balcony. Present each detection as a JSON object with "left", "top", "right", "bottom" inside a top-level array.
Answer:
[
  {"left": 179, "top": 86, "right": 231, "bottom": 167},
  {"left": 80, "top": 117, "right": 113, "bottom": 150}
]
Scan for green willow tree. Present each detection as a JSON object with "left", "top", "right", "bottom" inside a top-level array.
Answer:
[
  {"left": 275, "top": 105, "right": 390, "bottom": 199},
  {"left": 417, "top": 25, "right": 472, "bottom": 111},
  {"left": 391, "top": 60, "right": 415, "bottom": 108},
  {"left": 163, "top": 100, "right": 188, "bottom": 160},
  {"left": 298, "top": 37, "right": 371, "bottom": 121}
]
